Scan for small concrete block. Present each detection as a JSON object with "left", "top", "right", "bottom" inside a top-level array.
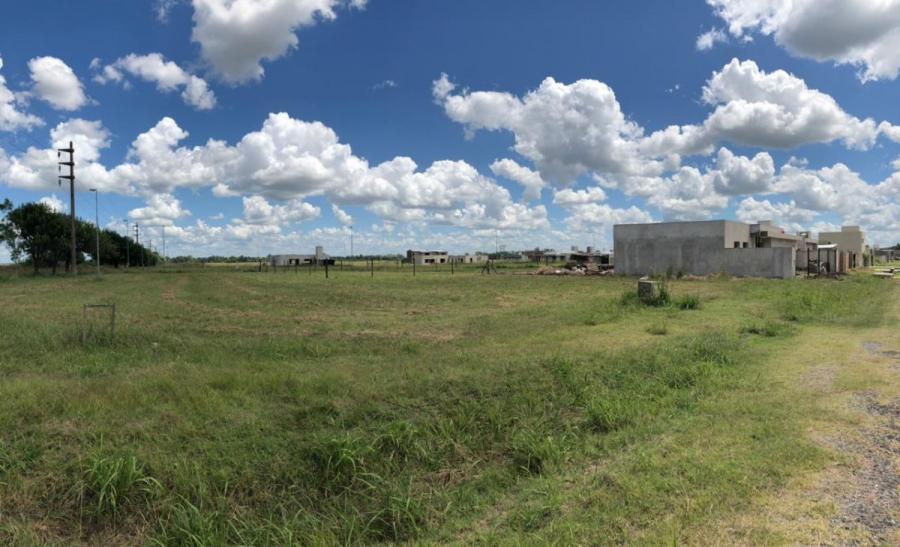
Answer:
[{"left": 638, "top": 278, "right": 659, "bottom": 301}]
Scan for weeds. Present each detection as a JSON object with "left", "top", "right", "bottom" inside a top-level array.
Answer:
[
  {"left": 308, "top": 433, "right": 371, "bottom": 493},
  {"left": 584, "top": 396, "right": 630, "bottom": 433},
  {"left": 741, "top": 322, "right": 792, "bottom": 337},
  {"left": 510, "top": 429, "right": 566, "bottom": 475},
  {"left": 152, "top": 497, "right": 231, "bottom": 547},
  {"left": 779, "top": 275, "right": 886, "bottom": 326},
  {"left": 675, "top": 294, "right": 702, "bottom": 310},
  {"left": 0, "top": 270, "right": 892, "bottom": 544},
  {"left": 82, "top": 452, "right": 160, "bottom": 519}
]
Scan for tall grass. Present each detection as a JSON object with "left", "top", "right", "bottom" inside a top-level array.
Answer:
[
  {"left": 779, "top": 275, "right": 887, "bottom": 326},
  {"left": 81, "top": 452, "right": 160, "bottom": 520},
  {"left": 0, "top": 270, "right": 893, "bottom": 544}
]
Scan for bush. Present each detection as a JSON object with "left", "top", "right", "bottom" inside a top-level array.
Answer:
[{"left": 646, "top": 322, "right": 668, "bottom": 336}]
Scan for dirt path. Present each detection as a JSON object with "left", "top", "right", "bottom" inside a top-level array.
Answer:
[
  {"left": 835, "top": 344, "right": 900, "bottom": 543},
  {"left": 715, "top": 288, "right": 900, "bottom": 545},
  {"left": 820, "top": 343, "right": 900, "bottom": 545},
  {"left": 160, "top": 274, "right": 188, "bottom": 302},
  {"left": 774, "top": 337, "right": 900, "bottom": 546}
]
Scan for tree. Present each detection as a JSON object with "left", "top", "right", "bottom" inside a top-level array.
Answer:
[
  {"left": 0, "top": 199, "right": 19, "bottom": 262},
  {"left": 0, "top": 199, "right": 162, "bottom": 274},
  {"left": 0, "top": 201, "right": 71, "bottom": 273}
]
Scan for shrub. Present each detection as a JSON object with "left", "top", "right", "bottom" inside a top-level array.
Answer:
[{"left": 646, "top": 322, "right": 668, "bottom": 336}]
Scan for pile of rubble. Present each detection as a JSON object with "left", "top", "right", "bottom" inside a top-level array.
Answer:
[{"left": 535, "top": 262, "right": 614, "bottom": 276}]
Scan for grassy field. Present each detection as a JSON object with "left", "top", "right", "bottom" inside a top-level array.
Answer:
[{"left": 0, "top": 267, "right": 896, "bottom": 545}]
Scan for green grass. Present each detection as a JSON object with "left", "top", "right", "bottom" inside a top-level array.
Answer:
[{"left": 0, "top": 269, "right": 893, "bottom": 544}]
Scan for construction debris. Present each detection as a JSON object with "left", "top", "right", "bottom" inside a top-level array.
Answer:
[{"left": 535, "top": 261, "right": 615, "bottom": 276}]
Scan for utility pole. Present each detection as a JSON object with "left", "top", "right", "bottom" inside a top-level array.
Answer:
[
  {"left": 134, "top": 223, "right": 144, "bottom": 267},
  {"left": 89, "top": 189, "right": 100, "bottom": 275},
  {"left": 146, "top": 225, "right": 167, "bottom": 263},
  {"left": 125, "top": 219, "right": 130, "bottom": 268},
  {"left": 350, "top": 225, "right": 354, "bottom": 258},
  {"left": 57, "top": 141, "right": 76, "bottom": 275}
]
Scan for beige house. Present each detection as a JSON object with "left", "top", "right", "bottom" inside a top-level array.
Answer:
[
  {"left": 406, "top": 250, "right": 449, "bottom": 265},
  {"left": 452, "top": 254, "right": 488, "bottom": 264},
  {"left": 818, "top": 226, "right": 869, "bottom": 269}
]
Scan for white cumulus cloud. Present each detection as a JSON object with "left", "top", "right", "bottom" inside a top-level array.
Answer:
[
  {"left": 93, "top": 53, "right": 216, "bottom": 110},
  {"left": 331, "top": 203, "right": 353, "bottom": 226},
  {"left": 707, "top": 0, "right": 900, "bottom": 81},
  {"left": 129, "top": 193, "right": 192, "bottom": 226},
  {"left": 191, "top": 0, "right": 366, "bottom": 84},
  {"left": 28, "top": 56, "right": 88, "bottom": 111},
  {"left": 490, "top": 158, "right": 547, "bottom": 202},
  {"left": 0, "top": 57, "right": 43, "bottom": 131},
  {"left": 696, "top": 27, "right": 728, "bottom": 50}
]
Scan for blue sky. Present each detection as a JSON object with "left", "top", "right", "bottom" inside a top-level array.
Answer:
[{"left": 1, "top": 0, "right": 899, "bottom": 262}]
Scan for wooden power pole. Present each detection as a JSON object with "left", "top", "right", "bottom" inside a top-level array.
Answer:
[{"left": 57, "top": 141, "right": 77, "bottom": 275}]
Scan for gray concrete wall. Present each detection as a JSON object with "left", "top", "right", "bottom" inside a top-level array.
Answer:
[
  {"left": 717, "top": 248, "right": 795, "bottom": 278},
  {"left": 614, "top": 221, "right": 795, "bottom": 278}
]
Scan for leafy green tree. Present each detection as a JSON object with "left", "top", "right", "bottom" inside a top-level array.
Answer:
[
  {"left": 1, "top": 199, "right": 161, "bottom": 273},
  {"left": 0, "top": 201, "right": 71, "bottom": 273}
]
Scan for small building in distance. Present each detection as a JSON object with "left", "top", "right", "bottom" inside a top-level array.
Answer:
[
  {"left": 270, "top": 246, "right": 334, "bottom": 267},
  {"left": 451, "top": 253, "right": 488, "bottom": 264},
  {"left": 613, "top": 219, "right": 813, "bottom": 279},
  {"left": 818, "top": 226, "right": 871, "bottom": 268},
  {"left": 569, "top": 249, "right": 612, "bottom": 268},
  {"left": 524, "top": 248, "right": 571, "bottom": 262},
  {"left": 406, "top": 250, "right": 449, "bottom": 265},
  {"left": 874, "top": 247, "right": 897, "bottom": 263}
]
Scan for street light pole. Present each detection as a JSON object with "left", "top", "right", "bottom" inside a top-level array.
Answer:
[{"left": 89, "top": 189, "right": 100, "bottom": 275}]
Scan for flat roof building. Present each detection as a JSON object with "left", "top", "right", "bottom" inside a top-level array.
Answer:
[
  {"left": 613, "top": 219, "right": 810, "bottom": 279},
  {"left": 270, "top": 246, "right": 332, "bottom": 267},
  {"left": 818, "top": 226, "right": 869, "bottom": 269},
  {"left": 406, "top": 250, "right": 449, "bottom": 265}
]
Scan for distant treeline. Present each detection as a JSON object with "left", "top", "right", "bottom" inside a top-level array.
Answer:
[
  {"left": 0, "top": 199, "right": 159, "bottom": 273},
  {"left": 168, "top": 254, "right": 407, "bottom": 264}
]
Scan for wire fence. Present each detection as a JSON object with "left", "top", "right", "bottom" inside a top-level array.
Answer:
[{"left": 0, "top": 258, "right": 580, "bottom": 278}]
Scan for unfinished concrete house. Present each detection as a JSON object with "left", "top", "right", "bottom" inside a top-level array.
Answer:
[
  {"left": 270, "top": 246, "right": 333, "bottom": 267},
  {"left": 818, "top": 226, "right": 870, "bottom": 269},
  {"left": 405, "top": 250, "right": 449, "bottom": 265},
  {"left": 451, "top": 253, "right": 488, "bottom": 264},
  {"left": 613, "top": 220, "right": 809, "bottom": 279}
]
